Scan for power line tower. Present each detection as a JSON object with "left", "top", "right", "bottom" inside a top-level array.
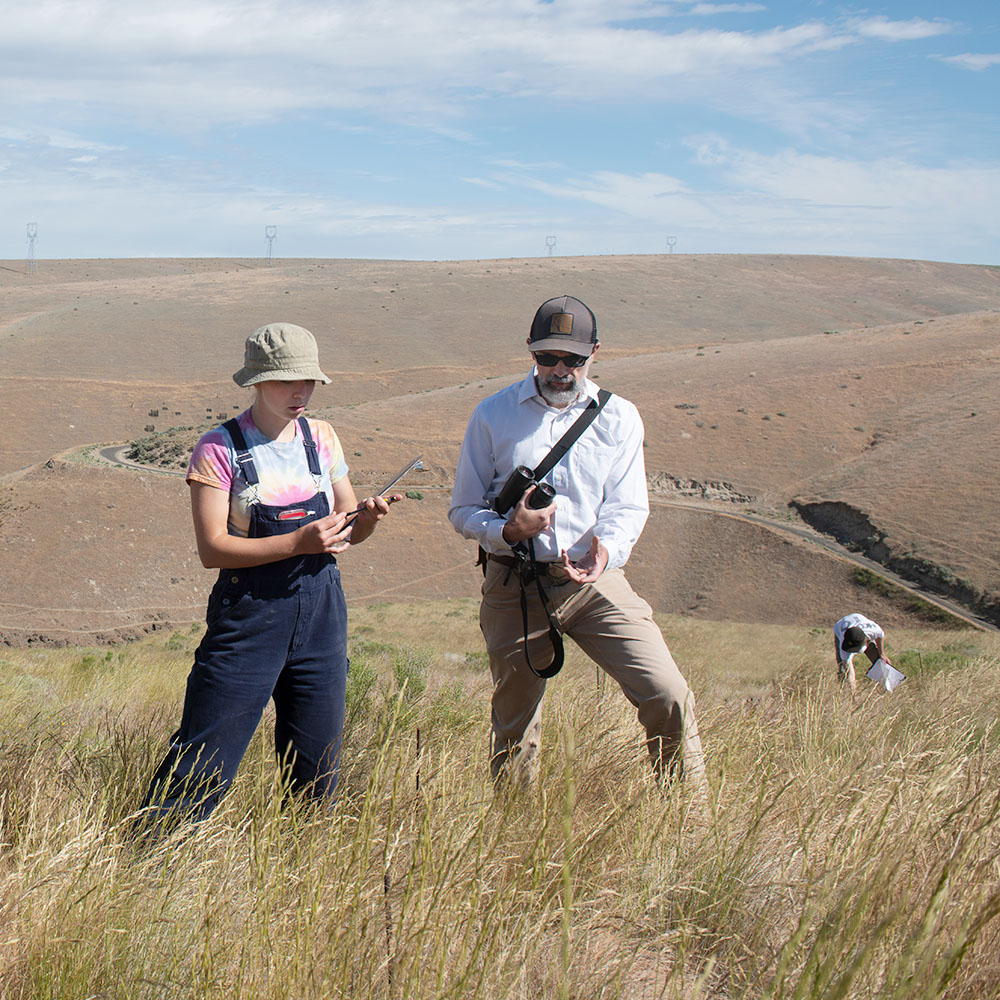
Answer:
[
  {"left": 666, "top": 235, "right": 677, "bottom": 254},
  {"left": 545, "top": 235, "right": 557, "bottom": 257},
  {"left": 265, "top": 225, "right": 277, "bottom": 265},
  {"left": 26, "top": 223, "right": 38, "bottom": 275}
]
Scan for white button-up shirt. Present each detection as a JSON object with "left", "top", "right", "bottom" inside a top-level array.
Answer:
[{"left": 449, "top": 370, "right": 649, "bottom": 569}]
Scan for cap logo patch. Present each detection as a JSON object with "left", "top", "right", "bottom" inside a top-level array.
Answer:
[{"left": 550, "top": 312, "right": 573, "bottom": 335}]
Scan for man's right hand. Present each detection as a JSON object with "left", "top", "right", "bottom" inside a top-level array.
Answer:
[{"left": 501, "top": 486, "right": 556, "bottom": 545}]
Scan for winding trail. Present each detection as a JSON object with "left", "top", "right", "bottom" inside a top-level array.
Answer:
[{"left": 97, "top": 444, "right": 186, "bottom": 476}]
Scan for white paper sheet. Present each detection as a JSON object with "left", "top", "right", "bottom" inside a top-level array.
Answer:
[{"left": 866, "top": 657, "right": 905, "bottom": 692}]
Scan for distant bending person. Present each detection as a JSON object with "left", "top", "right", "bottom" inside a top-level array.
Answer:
[
  {"left": 833, "top": 612, "right": 889, "bottom": 693},
  {"left": 139, "top": 322, "right": 398, "bottom": 830},
  {"left": 449, "top": 294, "right": 704, "bottom": 787}
]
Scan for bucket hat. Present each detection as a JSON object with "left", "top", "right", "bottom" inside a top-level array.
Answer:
[
  {"left": 528, "top": 295, "right": 598, "bottom": 355},
  {"left": 232, "top": 323, "right": 331, "bottom": 387}
]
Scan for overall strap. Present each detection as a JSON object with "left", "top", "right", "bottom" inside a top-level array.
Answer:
[
  {"left": 297, "top": 417, "right": 322, "bottom": 476},
  {"left": 223, "top": 418, "right": 259, "bottom": 487},
  {"left": 532, "top": 388, "right": 612, "bottom": 482}
]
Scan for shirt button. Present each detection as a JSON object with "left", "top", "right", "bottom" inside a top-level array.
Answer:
[{"left": 231, "top": 575, "right": 240, "bottom": 583}]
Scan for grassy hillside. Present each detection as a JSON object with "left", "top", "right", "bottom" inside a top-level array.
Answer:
[{"left": 2, "top": 601, "right": 999, "bottom": 998}]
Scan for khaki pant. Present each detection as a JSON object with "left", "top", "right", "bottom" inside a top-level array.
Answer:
[{"left": 480, "top": 560, "right": 704, "bottom": 786}]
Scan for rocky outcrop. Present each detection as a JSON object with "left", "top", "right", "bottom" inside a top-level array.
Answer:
[
  {"left": 791, "top": 499, "right": 1000, "bottom": 626},
  {"left": 648, "top": 474, "right": 756, "bottom": 504}
]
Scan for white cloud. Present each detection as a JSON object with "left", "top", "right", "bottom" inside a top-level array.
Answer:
[
  {"left": 492, "top": 158, "right": 566, "bottom": 172},
  {"left": 527, "top": 170, "right": 691, "bottom": 208},
  {"left": 0, "top": 0, "right": 932, "bottom": 127},
  {"left": 687, "top": 3, "right": 767, "bottom": 14},
  {"left": 507, "top": 140, "right": 1000, "bottom": 258},
  {"left": 688, "top": 137, "right": 998, "bottom": 212},
  {"left": 849, "top": 16, "right": 952, "bottom": 42},
  {"left": 461, "top": 176, "right": 505, "bottom": 190},
  {"left": 938, "top": 52, "right": 1000, "bottom": 71},
  {"left": 0, "top": 126, "right": 117, "bottom": 152}
]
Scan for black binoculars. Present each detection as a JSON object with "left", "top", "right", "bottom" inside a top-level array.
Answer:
[{"left": 493, "top": 466, "right": 557, "bottom": 515}]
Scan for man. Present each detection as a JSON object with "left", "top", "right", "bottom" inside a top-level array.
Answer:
[
  {"left": 449, "top": 295, "right": 704, "bottom": 786},
  {"left": 833, "top": 612, "right": 890, "bottom": 693}
]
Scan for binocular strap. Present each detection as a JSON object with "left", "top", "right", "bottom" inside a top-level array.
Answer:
[{"left": 517, "top": 538, "right": 564, "bottom": 679}]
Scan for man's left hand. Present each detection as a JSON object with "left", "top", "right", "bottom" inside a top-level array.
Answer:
[{"left": 560, "top": 536, "right": 609, "bottom": 584}]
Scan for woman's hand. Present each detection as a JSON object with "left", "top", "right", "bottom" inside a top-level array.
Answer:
[
  {"left": 347, "top": 493, "right": 402, "bottom": 544},
  {"left": 295, "top": 511, "right": 354, "bottom": 555},
  {"left": 191, "top": 482, "right": 357, "bottom": 568}
]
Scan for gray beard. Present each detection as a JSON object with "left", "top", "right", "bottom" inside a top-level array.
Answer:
[{"left": 539, "top": 375, "right": 582, "bottom": 406}]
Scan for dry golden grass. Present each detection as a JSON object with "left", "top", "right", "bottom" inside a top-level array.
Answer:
[{"left": 1, "top": 606, "right": 999, "bottom": 999}]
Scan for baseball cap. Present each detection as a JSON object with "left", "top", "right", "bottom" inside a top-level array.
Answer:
[
  {"left": 841, "top": 626, "right": 867, "bottom": 654},
  {"left": 528, "top": 295, "right": 598, "bottom": 355},
  {"left": 232, "top": 323, "right": 331, "bottom": 387}
]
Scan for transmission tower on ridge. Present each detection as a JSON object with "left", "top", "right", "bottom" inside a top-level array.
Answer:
[
  {"left": 265, "top": 225, "right": 277, "bottom": 265},
  {"left": 545, "top": 235, "right": 557, "bottom": 257},
  {"left": 666, "top": 235, "right": 677, "bottom": 254},
  {"left": 26, "top": 223, "right": 38, "bottom": 275}
]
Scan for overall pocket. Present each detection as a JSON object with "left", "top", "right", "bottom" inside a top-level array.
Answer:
[{"left": 205, "top": 573, "right": 252, "bottom": 628}]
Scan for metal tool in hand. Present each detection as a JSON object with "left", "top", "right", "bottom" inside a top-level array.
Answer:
[{"left": 344, "top": 455, "right": 423, "bottom": 520}]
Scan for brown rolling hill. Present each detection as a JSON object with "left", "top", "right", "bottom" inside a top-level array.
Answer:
[{"left": 1, "top": 254, "right": 998, "bottom": 644}]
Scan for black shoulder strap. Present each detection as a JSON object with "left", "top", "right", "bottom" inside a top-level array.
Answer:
[
  {"left": 532, "top": 388, "right": 612, "bottom": 482},
  {"left": 517, "top": 387, "right": 612, "bottom": 680},
  {"left": 298, "top": 417, "right": 322, "bottom": 476},
  {"left": 223, "top": 418, "right": 259, "bottom": 487}
]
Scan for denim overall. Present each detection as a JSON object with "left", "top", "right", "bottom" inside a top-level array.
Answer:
[{"left": 143, "top": 417, "right": 349, "bottom": 825}]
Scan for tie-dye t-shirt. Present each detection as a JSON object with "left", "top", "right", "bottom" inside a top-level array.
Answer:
[{"left": 186, "top": 409, "right": 349, "bottom": 538}]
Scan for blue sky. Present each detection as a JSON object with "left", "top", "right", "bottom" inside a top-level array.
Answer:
[{"left": 3, "top": 1, "right": 998, "bottom": 263}]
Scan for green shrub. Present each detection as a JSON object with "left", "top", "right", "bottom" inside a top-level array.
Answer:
[
  {"left": 426, "top": 681, "right": 477, "bottom": 734},
  {"left": 345, "top": 655, "right": 378, "bottom": 730},
  {"left": 393, "top": 647, "right": 429, "bottom": 701},
  {"left": 852, "top": 567, "right": 964, "bottom": 625},
  {"left": 894, "top": 642, "right": 979, "bottom": 677}
]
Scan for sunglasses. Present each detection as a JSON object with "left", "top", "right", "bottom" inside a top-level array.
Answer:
[{"left": 532, "top": 351, "right": 590, "bottom": 369}]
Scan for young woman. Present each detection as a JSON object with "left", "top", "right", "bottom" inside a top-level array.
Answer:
[{"left": 141, "top": 322, "right": 396, "bottom": 827}]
